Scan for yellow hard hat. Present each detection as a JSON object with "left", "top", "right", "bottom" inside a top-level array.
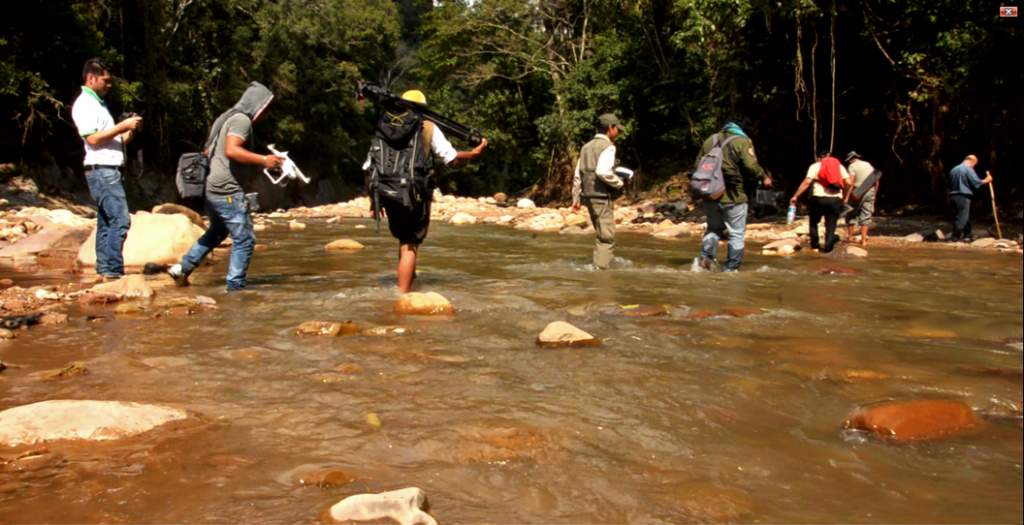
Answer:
[{"left": 401, "top": 89, "right": 426, "bottom": 105}]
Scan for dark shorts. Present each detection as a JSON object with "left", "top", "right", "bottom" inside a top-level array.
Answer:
[{"left": 382, "top": 197, "right": 432, "bottom": 245}]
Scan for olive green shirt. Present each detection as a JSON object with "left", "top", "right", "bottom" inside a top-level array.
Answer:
[{"left": 695, "top": 132, "right": 767, "bottom": 204}]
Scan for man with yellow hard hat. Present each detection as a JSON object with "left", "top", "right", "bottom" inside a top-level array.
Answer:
[{"left": 364, "top": 89, "right": 488, "bottom": 292}]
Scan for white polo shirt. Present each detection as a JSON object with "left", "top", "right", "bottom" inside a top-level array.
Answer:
[{"left": 71, "top": 86, "right": 124, "bottom": 167}]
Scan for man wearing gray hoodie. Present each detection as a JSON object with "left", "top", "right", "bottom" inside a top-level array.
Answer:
[{"left": 168, "top": 82, "right": 284, "bottom": 291}]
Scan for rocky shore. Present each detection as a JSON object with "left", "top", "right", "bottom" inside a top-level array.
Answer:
[{"left": 271, "top": 190, "right": 1024, "bottom": 255}]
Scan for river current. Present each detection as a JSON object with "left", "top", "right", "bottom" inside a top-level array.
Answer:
[{"left": 2, "top": 218, "right": 1022, "bottom": 523}]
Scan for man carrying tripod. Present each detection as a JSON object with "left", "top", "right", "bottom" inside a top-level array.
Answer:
[{"left": 363, "top": 89, "right": 487, "bottom": 292}]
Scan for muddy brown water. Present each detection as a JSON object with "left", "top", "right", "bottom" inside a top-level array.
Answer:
[{"left": 1, "top": 219, "right": 1022, "bottom": 523}]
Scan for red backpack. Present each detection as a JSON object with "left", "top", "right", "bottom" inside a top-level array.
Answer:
[{"left": 817, "top": 156, "right": 843, "bottom": 191}]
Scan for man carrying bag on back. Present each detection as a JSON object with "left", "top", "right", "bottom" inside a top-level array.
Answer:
[{"left": 692, "top": 118, "right": 771, "bottom": 272}]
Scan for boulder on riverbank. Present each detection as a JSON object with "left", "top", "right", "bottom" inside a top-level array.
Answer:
[
  {"left": 0, "top": 224, "right": 91, "bottom": 264},
  {"left": 152, "top": 203, "right": 205, "bottom": 229},
  {"left": 843, "top": 399, "right": 983, "bottom": 442},
  {"left": 0, "top": 399, "right": 188, "bottom": 447},
  {"left": 536, "top": 321, "right": 599, "bottom": 348},
  {"left": 77, "top": 212, "right": 204, "bottom": 267},
  {"left": 394, "top": 292, "right": 454, "bottom": 315},
  {"left": 324, "top": 487, "right": 435, "bottom": 525}
]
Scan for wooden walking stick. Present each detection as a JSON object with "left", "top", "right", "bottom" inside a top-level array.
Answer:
[{"left": 986, "top": 171, "right": 1003, "bottom": 239}]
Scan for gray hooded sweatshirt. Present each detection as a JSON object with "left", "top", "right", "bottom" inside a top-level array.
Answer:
[{"left": 205, "top": 81, "right": 274, "bottom": 197}]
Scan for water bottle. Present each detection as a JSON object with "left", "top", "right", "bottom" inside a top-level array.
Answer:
[{"left": 786, "top": 204, "right": 796, "bottom": 225}]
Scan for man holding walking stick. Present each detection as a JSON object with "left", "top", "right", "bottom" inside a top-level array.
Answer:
[{"left": 946, "top": 154, "right": 992, "bottom": 243}]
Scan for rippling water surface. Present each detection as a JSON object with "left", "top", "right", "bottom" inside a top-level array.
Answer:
[{"left": 2, "top": 219, "right": 1022, "bottom": 523}]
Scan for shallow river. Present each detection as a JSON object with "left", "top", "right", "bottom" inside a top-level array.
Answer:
[{"left": 2, "top": 219, "right": 1022, "bottom": 523}]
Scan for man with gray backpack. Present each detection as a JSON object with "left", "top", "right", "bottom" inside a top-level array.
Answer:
[{"left": 690, "top": 118, "right": 771, "bottom": 272}]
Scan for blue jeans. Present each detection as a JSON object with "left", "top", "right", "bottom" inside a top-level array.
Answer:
[
  {"left": 85, "top": 168, "right": 131, "bottom": 277},
  {"left": 178, "top": 193, "right": 255, "bottom": 291},
  {"left": 949, "top": 194, "right": 972, "bottom": 240},
  {"left": 701, "top": 201, "right": 748, "bottom": 271}
]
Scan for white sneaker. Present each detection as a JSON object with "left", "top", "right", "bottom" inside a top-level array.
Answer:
[{"left": 167, "top": 264, "right": 189, "bottom": 286}]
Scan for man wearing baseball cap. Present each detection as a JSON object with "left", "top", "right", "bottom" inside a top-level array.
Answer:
[{"left": 572, "top": 113, "right": 624, "bottom": 269}]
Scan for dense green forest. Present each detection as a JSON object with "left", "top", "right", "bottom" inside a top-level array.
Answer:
[{"left": 2, "top": 0, "right": 1021, "bottom": 211}]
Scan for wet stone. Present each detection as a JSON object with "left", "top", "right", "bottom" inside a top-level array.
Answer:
[
  {"left": 536, "top": 321, "right": 599, "bottom": 348},
  {"left": 0, "top": 400, "right": 188, "bottom": 446},
  {"left": 325, "top": 487, "right": 435, "bottom": 525},
  {"left": 38, "top": 312, "right": 69, "bottom": 325},
  {"left": 361, "top": 325, "right": 408, "bottom": 337},
  {"left": 688, "top": 309, "right": 720, "bottom": 321},
  {"left": 41, "top": 361, "right": 89, "bottom": 381},
  {"left": 721, "top": 307, "right": 761, "bottom": 318},
  {"left": 324, "top": 239, "right": 364, "bottom": 251},
  {"left": 295, "top": 320, "right": 361, "bottom": 337},
  {"left": 844, "top": 245, "right": 869, "bottom": 258},
  {"left": 843, "top": 399, "right": 983, "bottom": 442},
  {"left": 616, "top": 304, "right": 671, "bottom": 317},
  {"left": 113, "top": 303, "right": 146, "bottom": 315},
  {"left": 394, "top": 292, "right": 454, "bottom": 316},
  {"left": 298, "top": 468, "right": 354, "bottom": 488},
  {"left": 817, "top": 368, "right": 891, "bottom": 383}
]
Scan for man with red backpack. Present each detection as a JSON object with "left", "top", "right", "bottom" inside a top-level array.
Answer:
[{"left": 789, "top": 151, "right": 850, "bottom": 253}]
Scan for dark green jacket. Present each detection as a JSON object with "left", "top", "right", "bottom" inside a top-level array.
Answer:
[{"left": 694, "top": 132, "right": 767, "bottom": 204}]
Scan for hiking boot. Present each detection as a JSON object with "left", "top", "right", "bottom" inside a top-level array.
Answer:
[{"left": 167, "top": 264, "right": 189, "bottom": 287}]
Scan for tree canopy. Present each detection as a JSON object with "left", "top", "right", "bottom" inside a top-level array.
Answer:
[{"left": 2, "top": 0, "right": 1021, "bottom": 209}]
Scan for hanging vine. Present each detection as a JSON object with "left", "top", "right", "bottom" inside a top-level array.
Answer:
[{"left": 829, "top": 0, "right": 837, "bottom": 153}]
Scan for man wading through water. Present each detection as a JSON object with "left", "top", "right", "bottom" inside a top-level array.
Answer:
[
  {"left": 572, "top": 113, "right": 624, "bottom": 269},
  {"left": 167, "top": 82, "right": 284, "bottom": 291},
  {"left": 694, "top": 118, "right": 771, "bottom": 272},
  {"left": 364, "top": 90, "right": 487, "bottom": 292}
]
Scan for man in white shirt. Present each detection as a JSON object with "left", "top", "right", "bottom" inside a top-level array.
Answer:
[
  {"left": 364, "top": 89, "right": 487, "bottom": 292},
  {"left": 572, "top": 113, "right": 623, "bottom": 269},
  {"left": 843, "top": 151, "right": 880, "bottom": 246},
  {"left": 70, "top": 58, "right": 142, "bottom": 279},
  {"left": 789, "top": 151, "right": 851, "bottom": 253}
]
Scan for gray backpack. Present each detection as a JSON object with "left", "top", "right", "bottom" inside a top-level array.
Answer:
[{"left": 689, "top": 133, "right": 738, "bottom": 201}]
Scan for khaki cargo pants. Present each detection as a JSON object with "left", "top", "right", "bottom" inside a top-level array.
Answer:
[{"left": 584, "top": 196, "right": 615, "bottom": 269}]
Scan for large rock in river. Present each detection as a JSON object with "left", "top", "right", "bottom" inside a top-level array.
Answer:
[
  {"left": 537, "top": 321, "right": 599, "bottom": 348},
  {"left": 0, "top": 399, "right": 188, "bottom": 447},
  {"left": 843, "top": 399, "right": 982, "bottom": 442},
  {"left": 324, "top": 487, "right": 436, "bottom": 525},
  {"left": 78, "top": 212, "right": 204, "bottom": 267},
  {"left": 325, "top": 239, "right": 365, "bottom": 251},
  {"left": 394, "top": 292, "right": 454, "bottom": 315}
]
